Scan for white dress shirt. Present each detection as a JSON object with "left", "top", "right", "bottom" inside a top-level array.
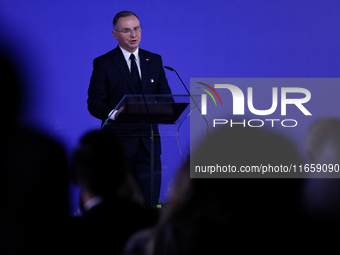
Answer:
[
  {"left": 119, "top": 46, "right": 142, "bottom": 79},
  {"left": 109, "top": 46, "right": 142, "bottom": 120}
]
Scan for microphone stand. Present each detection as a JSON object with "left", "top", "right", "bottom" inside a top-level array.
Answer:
[
  {"left": 138, "top": 81, "right": 155, "bottom": 208},
  {"left": 164, "top": 66, "right": 209, "bottom": 137}
]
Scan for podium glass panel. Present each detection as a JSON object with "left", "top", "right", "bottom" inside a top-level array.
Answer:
[{"left": 102, "top": 94, "right": 201, "bottom": 206}]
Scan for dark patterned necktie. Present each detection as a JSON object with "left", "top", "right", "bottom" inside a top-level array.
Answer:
[{"left": 129, "top": 54, "right": 141, "bottom": 93}]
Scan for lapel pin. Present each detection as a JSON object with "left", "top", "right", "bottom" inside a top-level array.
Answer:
[{"left": 150, "top": 79, "right": 154, "bottom": 83}]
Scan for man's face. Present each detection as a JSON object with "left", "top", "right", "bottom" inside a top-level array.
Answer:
[{"left": 112, "top": 15, "right": 141, "bottom": 53}]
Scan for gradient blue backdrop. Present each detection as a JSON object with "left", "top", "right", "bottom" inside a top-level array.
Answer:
[{"left": 1, "top": 0, "right": 340, "bottom": 213}]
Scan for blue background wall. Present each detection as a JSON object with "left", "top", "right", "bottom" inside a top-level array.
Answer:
[{"left": 1, "top": 0, "right": 340, "bottom": 213}]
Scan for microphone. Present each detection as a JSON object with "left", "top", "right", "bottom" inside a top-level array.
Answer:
[
  {"left": 164, "top": 65, "right": 209, "bottom": 137},
  {"left": 164, "top": 66, "right": 190, "bottom": 95},
  {"left": 164, "top": 66, "right": 174, "bottom": 71}
]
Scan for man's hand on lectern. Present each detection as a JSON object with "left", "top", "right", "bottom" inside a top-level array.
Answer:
[{"left": 114, "top": 106, "right": 124, "bottom": 120}]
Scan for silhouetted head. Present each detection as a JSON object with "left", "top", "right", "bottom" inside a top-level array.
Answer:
[
  {"left": 304, "top": 117, "right": 340, "bottom": 223},
  {"left": 149, "top": 126, "right": 304, "bottom": 254},
  {"left": 71, "top": 130, "right": 141, "bottom": 203},
  {"left": 0, "top": 51, "right": 22, "bottom": 130},
  {"left": 182, "top": 125, "right": 304, "bottom": 218},
  {"left": 306, "top": 117, "right": 340, "bottom": 164}
]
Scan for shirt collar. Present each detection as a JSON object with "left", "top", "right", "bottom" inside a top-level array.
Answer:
[{"left": 119, "top": 45, "right": 139, "bottom": 63}]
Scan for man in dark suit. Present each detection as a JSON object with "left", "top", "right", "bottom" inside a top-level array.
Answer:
[
  {"left": 69, "top": 131, "right": 157, "bottom": 254},
  {"left": 87, "top": 11, "right": 173, "bottom": 207}
]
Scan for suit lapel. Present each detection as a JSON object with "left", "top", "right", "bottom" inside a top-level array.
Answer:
[
  {"left": 139, "top": 50, "right": 150, "bottom": 94},
  {"left": 112, "top": 47, "right": 137, "bottom": 94}
]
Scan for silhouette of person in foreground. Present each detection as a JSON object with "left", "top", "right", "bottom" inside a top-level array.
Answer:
[
  {"left": 123, "top": 125, "right": 307, "bottom": 254},
  {"left": 304, "top": 117, "right": 340, "bottom": 224},
  {"left": 0, "top": 51, "right": 69, "bottom": 255},
  {"left": 70, "top": 130, "right": 157, "bottom": 254}
]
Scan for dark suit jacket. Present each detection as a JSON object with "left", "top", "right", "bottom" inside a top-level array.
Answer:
[
  {"left": 87, "top": 46, "right": 173, "bottom": 157},
  {"left": 69, "top": 199, "right": 158, "bottom": 255}
]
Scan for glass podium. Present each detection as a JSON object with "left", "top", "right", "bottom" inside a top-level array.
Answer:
[{"left": 102, "top": 94, "right": 200, "bottom": 207}]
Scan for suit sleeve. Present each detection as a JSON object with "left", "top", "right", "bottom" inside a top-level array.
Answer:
[{"left": 87, "top": 58, "right": 113, "bottom": 120}]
